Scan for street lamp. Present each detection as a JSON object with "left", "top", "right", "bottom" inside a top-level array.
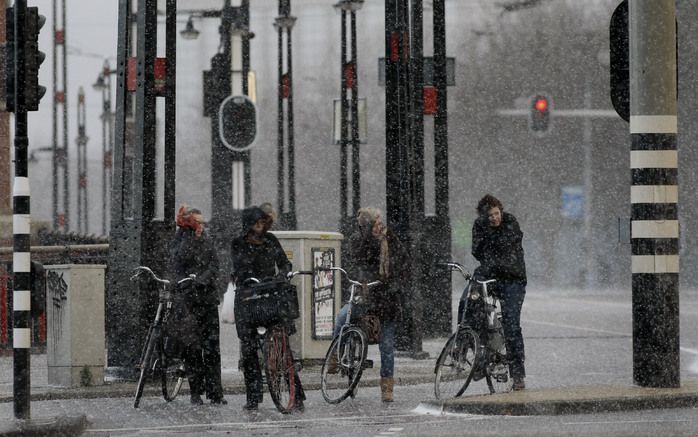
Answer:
[
  {"left": 180, "top": 15, "right": 200, "bottom": 40},
  {"left": 92, "top": 59, "right": 116, "bottom": 236},
  {"left": 333, "top": 0, "right": 364, "bottom": 12}
]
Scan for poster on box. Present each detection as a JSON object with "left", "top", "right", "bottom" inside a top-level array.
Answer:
[{"left": 312, "top": 248, "right": 335, "bottom": 339}]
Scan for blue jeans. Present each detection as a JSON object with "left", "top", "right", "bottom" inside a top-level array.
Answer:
[
  {"left": 499, "top": 283, "right": 526, "bottom": 379},
  {"left": 333, "top": 304, "right": 396, "bottom": 378}
]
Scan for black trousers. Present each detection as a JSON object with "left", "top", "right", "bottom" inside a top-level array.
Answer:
[
  {"left": 186, "top": 302, "right": 224, "bottom": 400},
  {"left": 237, "top": 323, "right": 305, "bottom": 405}
]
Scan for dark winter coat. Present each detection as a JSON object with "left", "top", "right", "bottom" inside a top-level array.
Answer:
[
  {"left": 169, "top": 228, "right": 221, "bottom": 305},
  {"left": 167, "top": 228, "right": 221, "bottom": 347},
  {"left": 230, "top": 232, "right": 291, "bottom": 284},
  {"left": 471, "top": 211, "right": 527, "bottom": 285},
  {"left": 347, "top": 228, "right": 409, "bottom": 322}
]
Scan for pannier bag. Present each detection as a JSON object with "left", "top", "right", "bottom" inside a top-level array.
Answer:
[
  {"left": 359, "top": 314, "right": 381, "bottom": 345},
  {"left": 234, "top": 279, "right": 300, "bottom": 327}
]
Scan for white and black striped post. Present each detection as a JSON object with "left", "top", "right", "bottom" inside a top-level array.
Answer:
[
  {"left": 629, "top": 0, "right": 679, "bottom": 388},
  {"left": 11, "top": 0, "right": 32, "bottom": 418}
]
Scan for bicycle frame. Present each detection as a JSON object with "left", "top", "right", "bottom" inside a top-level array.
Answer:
[{"left": 325, "top": 266, "right": 380, "bottom": 341}]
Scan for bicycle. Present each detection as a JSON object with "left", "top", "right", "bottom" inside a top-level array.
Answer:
[
  {"left": 132, "top": 266, "right": 195, "bottom": 408},
  {"left": 433, "top": 262, "right": 513, "bottom": 399},
  {"left": 236, "top": 270, "right": 312, "bottom": 414},
  {"left": 319, "top": 266, "right": 381, "bottom": 404}
]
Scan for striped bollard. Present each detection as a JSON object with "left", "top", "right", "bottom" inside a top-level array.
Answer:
[{"left": 629, "top": 0, "right": 680, "bottom": 388}]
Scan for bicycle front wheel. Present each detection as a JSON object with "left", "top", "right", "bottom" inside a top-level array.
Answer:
[
  {"left": 160, "top": 337, "right": 185, "bottom": 401},
  {"left": 263, "top": 328, "right": 297, "bottom": 414},
  {"left": 434, "top": 328, "right": 479, "bottom": 400},
  {"left": 320, "top": 327, "right": 368, "bottom": 404},
  {"left": 134, "top": 326, "right": 160, "bottom": 408}
]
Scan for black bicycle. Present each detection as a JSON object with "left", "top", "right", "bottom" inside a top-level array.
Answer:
[
  {"left": 319, "top": 266, "right": 381, "bottom": 404},
  {"left": 434, "top": 262, "right": 512, "bottom": 399},
  {"left": 132, "top": 266, "right": 195, "bottom": 408},
  {"left": 237, "top": 271, "right": 312, "bottom": 414}
]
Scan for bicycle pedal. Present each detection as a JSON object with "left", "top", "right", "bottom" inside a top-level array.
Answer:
[{"left": 361, "top": 359, "right": 373, "bottom": 370}]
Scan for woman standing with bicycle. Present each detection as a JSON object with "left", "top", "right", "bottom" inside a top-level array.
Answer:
[
  {"left": 231, "top": 206, "right": 305, "bottom": 411},
  {"left": 333, "top": 207, "right": 409, "bottom": 403},
  {"left": 169, "top": 205, "right": 227, "bottom": 405},
  {"left": 471, "top": 194, "right": 527, "bottom": 391}
]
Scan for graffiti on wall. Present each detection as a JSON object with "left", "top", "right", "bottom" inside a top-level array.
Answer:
[{"left": 47, "top": 270, "right": 68, "bottom": 356}]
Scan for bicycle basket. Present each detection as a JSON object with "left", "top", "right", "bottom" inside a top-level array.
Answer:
[
  {"left": 359, "top": 314, "right": 381, "bottom": 345},
  {"left": 234, "top": 280, "right": 300, "bottom": 327}
]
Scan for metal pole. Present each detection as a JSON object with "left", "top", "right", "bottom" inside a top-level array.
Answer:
[
  {"left": 286, "top": 2, "right": 296, "bottom": 229},
  {"left": 350, "top": 10, "right": 360, "bottom": 215},
  {"left": 61, "top": 0, "right": 68, "bottom": 231},
  {"left": 12, "top": 0, "right": 31, "bottom": 420},
  {"left": 583, "top": 80, "right": 593, "bottom": 289},
  {"left": 339, "top": 9, "right": 348, "bottom": 222},
  {"left": 164, "top": 0, "right": 176, "bottom": 225},
  {"left": 100, "top": 67, "right": 107, "bottom": 235},
  {"left": 629, "top": 0, "right": 679, "bottom": 388},
  {"left": 0, "top": 7, "right": 10, "bottom": 215},
  {"left": 76, "top": 88, "right": 87, "bottom": 233},
  {"left": 51, "top": 0, "right": 57, "bottom": 229},
  {"left": 277, "top": 3, "right": 285, "bottom": 219}
]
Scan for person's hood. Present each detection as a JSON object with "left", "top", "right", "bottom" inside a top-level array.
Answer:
[{"left": 242, "top": 207, "right": 266, "bottom": 233}]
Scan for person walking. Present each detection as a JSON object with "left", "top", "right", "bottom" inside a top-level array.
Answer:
[
  {"left": 332, "top": 207, "right": 409, "bottom": 402},
  {"left": 231, "top": 206, "right": 305, "bottom": 411},
  {"left": 471, "top": 194, "right": 527, "bottom": 391},
  {"left": 168, "top": 205, "right": 227, "bottom": 405}
]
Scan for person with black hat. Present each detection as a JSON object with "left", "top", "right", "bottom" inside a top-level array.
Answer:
[{"left": 230, "top": 206, "right": 304, "bottom": 411}]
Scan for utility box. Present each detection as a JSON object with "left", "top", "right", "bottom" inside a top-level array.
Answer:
[
  {"left": 272, "top": 231, "right": 343, "bottom": 363},
  {"left": 45, "top": 264, "right": 106, "bottom": 387}
]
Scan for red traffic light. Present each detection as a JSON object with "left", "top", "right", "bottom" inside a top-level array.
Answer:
[{"left": 534, "top": 97, "right": 548, "bottom": 112}]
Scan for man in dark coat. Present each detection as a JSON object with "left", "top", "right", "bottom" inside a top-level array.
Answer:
[
  {"left": 231, "top": 206, "right": 304, "bottom": 411},
  {"left": 169, "top": 205, "right": 226, "bottom": 405},
  {"left": 333, "top": 207, "right": 409, "bottom": 402},
  {"left": 471, "top": 194, "right": 527, "bottom": 390}
]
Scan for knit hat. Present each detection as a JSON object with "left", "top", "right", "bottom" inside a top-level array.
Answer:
[{"left": 242, "top": 206, "right": 266, "bottom": 233}]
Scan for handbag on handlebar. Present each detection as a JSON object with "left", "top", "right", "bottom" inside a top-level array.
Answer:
[
  {"left": 234, "top": 279, "right": 300, "bottom": 327},
  {"left": 358, "top": 314, "right": 381, "bottom": 345}
]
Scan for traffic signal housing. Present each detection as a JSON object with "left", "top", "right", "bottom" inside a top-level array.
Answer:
[
  {"left": 529, "top": 94, "right": 551, "bottom": 134},
  {"left": 25, "top": 7, "right": 46, "bottom": 111}
]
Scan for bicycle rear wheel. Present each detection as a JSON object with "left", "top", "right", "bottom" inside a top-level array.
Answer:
[
  {"left": 320, "top": 327, "right": 368, "bottom": 404},
  {"left": 160, "top": 337, "right": 185, "bottom": 401},
  {"left": 434, "top": 328, "right": 479, "bottom": 400},
  {"left": 486, "top": 337, "right": 513, "bottom": 394},
  {"left": 134, "top": 326, "right": 160, "bottom": 408},
  {"left": 263, "top": 328, "right": 297, "bottom": 414}
]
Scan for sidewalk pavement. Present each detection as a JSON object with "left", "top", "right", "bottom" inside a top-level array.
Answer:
[
  {"left": 418, "top": 378, "right": 698, "bottom": 416},
  {"left": 1, "top": 321, "right": 698, "bottom": 435}
]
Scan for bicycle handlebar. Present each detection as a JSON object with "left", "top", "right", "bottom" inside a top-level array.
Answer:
[
  {"left": 318, "top": 266, "right": 381, "bottom": 288},
  {"left": 130, "top": 266, "right": 195, "bottom": 286},
  {"left": 438, "top": 262, "right": 471, "bottom": 280}
]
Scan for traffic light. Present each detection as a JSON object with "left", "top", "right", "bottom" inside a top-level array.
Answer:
[
  {"left": 5, "top": 7, "right": 15, "bottom": 112},
  {"left": 529, "top": 94, "right": 551, "bottom": 133},
  {"left": 25, "top": 7, "right": 46, "bottom": 111}
]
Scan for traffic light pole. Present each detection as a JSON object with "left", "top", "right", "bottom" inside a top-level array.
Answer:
[
  {"left": 629, "top": 0, "right": 679, "bottom": 388},
  {"left": 12, "top": 0, "right": 31, "bottom": 420}
]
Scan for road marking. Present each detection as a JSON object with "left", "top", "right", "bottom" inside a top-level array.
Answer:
[
  {"left": 564, "top": 418, "right": 694, "bottom": 426},
  {"left": 527, "top": 319, "right": 698, "bottom": 358},
  {"left": 85, "top": 413, "right": 424, "bottom": 433}
]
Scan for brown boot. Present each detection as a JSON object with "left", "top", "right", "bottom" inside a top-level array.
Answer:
[{"left": 380, "top": 377, "right": 394, "bottom": 402}]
